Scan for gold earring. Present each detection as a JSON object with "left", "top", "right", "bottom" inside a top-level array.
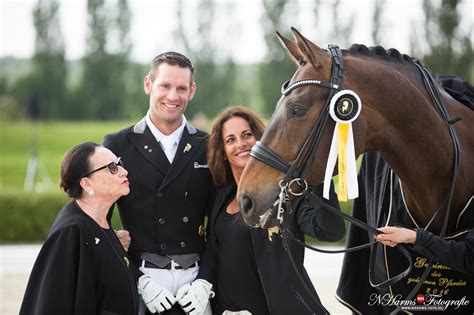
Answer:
[{"left": 88, "top": 190, "right": 95, "bottom": 197}]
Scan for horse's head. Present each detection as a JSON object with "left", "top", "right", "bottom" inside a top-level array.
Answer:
[{"left": 238, "top": 28, "right": 368, "bottom": 228}]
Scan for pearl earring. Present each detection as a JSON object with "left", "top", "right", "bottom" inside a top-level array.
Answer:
[{"left": 88, "top": 190, "right": 95, "bottom": 197}]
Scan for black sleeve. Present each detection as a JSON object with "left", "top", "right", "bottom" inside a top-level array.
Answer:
[
  {"left": 196, "top": 240, "right": 217, "bottom": 285},
  {"left": 294, "top": 182, "right": 346, "bottom": 242},
  {"left": 20, "top": 226, "right": 96, "bottom": 315},
  {"left": 411, "top": 229, "right": 474, "bottom": 276},
  {"left": 196, "top": 194, "right": 218, "bottom": 285}
]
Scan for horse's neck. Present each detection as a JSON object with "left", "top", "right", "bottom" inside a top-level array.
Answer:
[{"left": 367, "top": 86, "right": 465, "bottom": 232}]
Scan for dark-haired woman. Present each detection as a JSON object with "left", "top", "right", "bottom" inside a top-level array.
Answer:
[
  {"left": 20, "top": 142, "right": 168, "bottom": 314},
  {"left": 180, "top": 106, "right": 345, "bottom": 314}
]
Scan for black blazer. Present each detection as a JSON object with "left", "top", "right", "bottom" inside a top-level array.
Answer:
[
  {"left": 198, "top": 179, "right": 345, "bottom": 315},
  {"left": 104, "top": 117, "right": 212, "bottom": 264}
]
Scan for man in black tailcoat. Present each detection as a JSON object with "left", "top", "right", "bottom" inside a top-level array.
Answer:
[{"left": 104, "top": 52, "right": 214, "bottom": 315}]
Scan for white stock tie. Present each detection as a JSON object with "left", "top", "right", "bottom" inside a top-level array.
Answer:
[{"left": 161, "top": 138, "right": 177, "bottom": 163}]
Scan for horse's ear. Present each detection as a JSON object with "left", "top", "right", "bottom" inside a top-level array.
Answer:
[
  {"left": 291, "top": 27, "right": 324, "bottom": 69},
  {"left": 276, "top": 31, "right": 302, "bottom": 64}
]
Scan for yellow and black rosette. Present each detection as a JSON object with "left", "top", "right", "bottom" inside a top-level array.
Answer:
[{"left": 323, "top": 90, "right": 362, "bottom": 201}]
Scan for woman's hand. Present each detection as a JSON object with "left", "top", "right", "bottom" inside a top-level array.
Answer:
[{"left": 374, "top": 226, "right": 416, "bottom": 247}]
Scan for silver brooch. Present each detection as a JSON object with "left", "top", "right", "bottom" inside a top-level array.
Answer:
[{"left": 183, "top": 143, "right": 192, "bottom": 153}]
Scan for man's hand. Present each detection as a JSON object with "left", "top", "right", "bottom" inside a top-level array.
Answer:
[
  {"left": 115, "top": 229, "right": 131, "bottom": 251},
  {"left": 176, "top": 279, "right": 214, "bottom": 315},
  {"left": 137, "top": 275, "right": 176, "bottom": 313}
]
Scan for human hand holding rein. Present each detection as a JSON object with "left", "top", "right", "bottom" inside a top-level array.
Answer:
[{"left": 375, "top": 226, "right": 417, "bottom": 247}]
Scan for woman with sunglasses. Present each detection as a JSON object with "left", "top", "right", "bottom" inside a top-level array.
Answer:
[{"left": 20, "top": 142, "right": 169, "bottom": 314}]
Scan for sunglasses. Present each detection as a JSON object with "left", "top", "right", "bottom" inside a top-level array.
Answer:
[{"left": 84, "top": 157, "right": 123, "bottom": 177}]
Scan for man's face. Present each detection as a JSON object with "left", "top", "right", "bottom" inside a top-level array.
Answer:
[{"left": 144, "top": 63, "right": 196, "bottom": 131}]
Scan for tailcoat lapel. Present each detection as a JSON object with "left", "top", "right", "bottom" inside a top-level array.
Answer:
[
  {"left": 159, "top": 123, "right": 203, "bottom": 190},
  {"left": 127, "top": 117, "right": 170, "bottom": 176}
]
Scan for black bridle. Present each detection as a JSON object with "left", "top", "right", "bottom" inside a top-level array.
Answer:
[
  {"left": 251, "top": 46, "right": 387, "bottom": 241},
  {"left": 249, "top": 45, "right": 462, "bottom": 314},
  {"left": 251, "top": 45, "right": 343, "bottom": 186}
]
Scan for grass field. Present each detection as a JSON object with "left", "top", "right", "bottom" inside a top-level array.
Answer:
[
  {"left": 0, "top": 120, "right": 353, "bottom": 243},
  {"left": 0, "top": 119, "right": 354, "bottom": 208},
  {"left": 0, "top": 120, "right": 133, "bottom": 191}
]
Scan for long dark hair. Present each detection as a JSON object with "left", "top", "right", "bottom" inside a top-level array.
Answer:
[{"left": 208, "top": 106, "right": 265, "bottom": 187}]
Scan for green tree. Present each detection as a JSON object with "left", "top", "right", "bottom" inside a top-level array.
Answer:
[
  {"left": 73, "top": 0, "right": 132, "bottom": 120},
  {"left": 329, "top": 0, "right": 355, "bottom": 47},
  {"left": 419, "top": 0, "right": 472, "bottom": 81},
  {"left": 312, "top": 0, "right": 322, "bottom": 24},
  {"left": 372, "top": 0, "right": 385, "bottom": 45},
  {"left": 174, "top": 0, "right": 238, "bottom": 119},
  {"left": 258, "top": 0, "right": 295, "bottom": 117},
  {"left": 115, "top": 0, "right": 135, "bottom": 119},
  {"left": 29, "top": 0, "right": 67, "bottom": 120},
  {"left": 0, "top": 77, "right": 24, "bottom": 120},
  {"left": 117, "top": 0, "right": 132, "bottom": 56}
]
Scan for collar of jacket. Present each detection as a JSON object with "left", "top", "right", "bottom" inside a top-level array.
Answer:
[{"left": 132, "top": 116, "right": 197, "bottom": 135}]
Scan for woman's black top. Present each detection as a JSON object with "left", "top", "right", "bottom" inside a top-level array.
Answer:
[
  {"left": 214, "top": 205, "right": 270, "bottom": 314},
  {"left": 198, "top": 179, "right": 345, "bottom": 315},
  {"left": 414, "top": 227, "right": 474, "bottom": 276}
]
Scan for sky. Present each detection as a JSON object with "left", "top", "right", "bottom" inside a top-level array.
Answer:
[{"left": 0, "top": 0, "right": 472, "bottom": 64}]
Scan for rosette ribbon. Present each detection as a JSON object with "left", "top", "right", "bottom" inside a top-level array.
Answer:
[{"left": 323, "top": 90, "right": 362, "bottom": 201}]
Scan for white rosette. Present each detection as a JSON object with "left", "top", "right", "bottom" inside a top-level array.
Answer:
[{"left": 323, "top": 90, "right": 362, "bottom": 201}]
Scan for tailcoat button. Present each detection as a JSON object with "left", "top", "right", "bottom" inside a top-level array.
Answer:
[
  {"left": 182, "top": 216, "right": 189, "bottom": 223},
  {"left": 180, "top": 241, "right": 186, "bottom": 248},
  {"left": 158, "top": 218, "right": 165, "bottom": 224},
  {"left": 160, "top": 243, "right": 166, "bottom": 250},
  {"left": 157, "top": 192, "right": 163, "bottom": 198}
]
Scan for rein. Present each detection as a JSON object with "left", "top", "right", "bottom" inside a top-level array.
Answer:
[{"left": 250, "top": 45, "right": 462, "bottom": 313}]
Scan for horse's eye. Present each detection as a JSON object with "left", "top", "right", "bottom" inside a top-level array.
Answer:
[{"left": 292, "top": 107, "right": 307, "bottom": 117}]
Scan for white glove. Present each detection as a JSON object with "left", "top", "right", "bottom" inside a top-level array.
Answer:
[
  {"left": 137, "top": 274, "right": 176, "bottom": 313},
  {"left": 176, "top": 279, "right": 215, "bottom": 315}
]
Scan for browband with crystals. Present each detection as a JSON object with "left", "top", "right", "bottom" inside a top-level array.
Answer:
[{"left": 281, "top": 79, "right": 339, "bottom": 96}]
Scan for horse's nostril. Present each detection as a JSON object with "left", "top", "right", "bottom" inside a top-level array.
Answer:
[{"left": 240, "top": 195, "right": 254, "bottom": 215}]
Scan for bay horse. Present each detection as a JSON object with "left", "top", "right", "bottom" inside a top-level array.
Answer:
[{"left": 237, "top": 28, "right": 474, "bottom": 236}]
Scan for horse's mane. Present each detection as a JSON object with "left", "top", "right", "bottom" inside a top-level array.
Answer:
[
  {"left": 346, "top": 44, "right": 427, "bottom": 91},
  {"left": 347, "top": 44, "right": 416, "bottom": 65}
]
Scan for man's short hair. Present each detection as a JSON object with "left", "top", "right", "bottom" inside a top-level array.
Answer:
[{"left": 148, "top": 51, "right": 195, "bottom": 85}]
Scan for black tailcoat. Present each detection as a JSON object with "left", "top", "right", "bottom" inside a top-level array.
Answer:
[
  {"left": 103, "top": 117, "right": 212, "bottom": 264},
  {"left": 20, "top": 201, "right": 139, "bottom": 315}
]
